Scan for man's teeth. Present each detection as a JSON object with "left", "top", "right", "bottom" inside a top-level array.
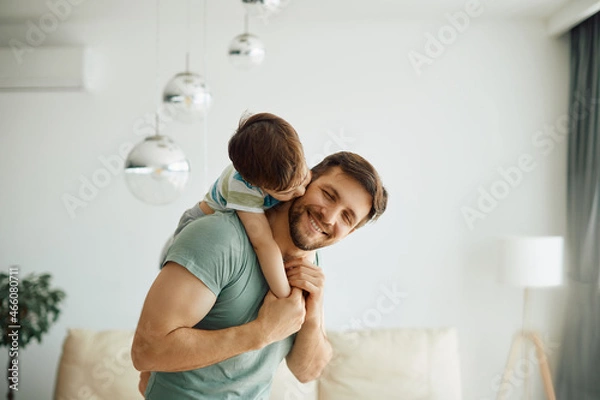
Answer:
[{"left": 310, "top": 216, "right": 323, "bottom": 233}]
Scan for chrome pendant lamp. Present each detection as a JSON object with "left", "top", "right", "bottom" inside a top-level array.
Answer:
[
  {"left": 124, "top": 0, "right": 191, "bottom": 205},
  {"left": 163, "top": 0, "right": 212, "bottom": 122},
  {"left": 228, "top": 12, "right": 265, "bottom": 70},
  {"left": 241, "top": 0, "right": 289, "bottom": 18}
]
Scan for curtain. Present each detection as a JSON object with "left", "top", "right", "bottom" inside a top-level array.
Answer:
[{"left": 555, "top": 12, "right": 600, "bottom": 400}]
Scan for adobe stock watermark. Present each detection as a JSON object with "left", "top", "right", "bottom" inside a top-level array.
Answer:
[
  {"left": 408, "top": 0, "right": 485, "bottom": 76},
  {"left": 281, "top": 282, "right": 407, "bottom": 399},
  {"left": 75, "top": 343, "right": 133, "bottom": 398},
  {"left": 60, "top": 102, "right": 183, "bottom": 219},
  {"left": 337, "top": 282, "right": 407, "bottom": 334},
  {"left": 7, "top": 266, "right": 20, "bottom": 394},
  {"left": 477, "top": 332, "right": 560, "bottom": 400},
  {"left": 9, "top": 0, "right": 88, "bottom": 64},
  {"left": 309, "top": 128, "right": 357, "bottom": 167},
  {"left": 461, "top": 90, "right": 599, "bottom": 231}
]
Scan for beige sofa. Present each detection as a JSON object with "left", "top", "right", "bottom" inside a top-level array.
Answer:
[{"left": 53, "top": 328, "right": 462, "bottom": 399}]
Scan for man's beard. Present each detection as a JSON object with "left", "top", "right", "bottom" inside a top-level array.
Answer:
[{"left": 288, "top": 200, "right": 327, "bottom": 251}]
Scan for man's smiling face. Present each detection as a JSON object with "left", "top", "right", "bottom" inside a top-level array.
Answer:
[{"left": 288, "top": 166, "right": 372, "bottom": 251}]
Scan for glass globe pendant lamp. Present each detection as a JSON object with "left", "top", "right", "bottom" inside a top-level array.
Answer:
[
  {"left": 124, "top": 115, "right": 191, "bottom": 205},
  {"left": 163, "top": 67, "right": 212, "bottom": 123},
  {"left": 163, "top": 0, "right": 212, "bottom": 123},
  {"left": 228, "top": 13, "right": 265, "bottom": 70},
  {"left": 241, "top": 0, "right": 289, "bottom": 18}
]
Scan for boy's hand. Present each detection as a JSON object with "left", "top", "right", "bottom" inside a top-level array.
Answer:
[{"left": 285, "top": 258, "right": 325, "bottom": 326}]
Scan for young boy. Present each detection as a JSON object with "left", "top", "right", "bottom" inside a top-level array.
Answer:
[{"left": 160, "top": 112, "right": 311, "bottom": 298}]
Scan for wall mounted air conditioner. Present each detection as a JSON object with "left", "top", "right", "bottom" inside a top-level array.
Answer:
[{"left": 0, "top": 46, "right": 87, "bottom": 90}]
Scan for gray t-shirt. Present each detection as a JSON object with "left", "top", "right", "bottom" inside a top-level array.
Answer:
[{"left": 145, "top": 212, "right": 295, "bottom": 399}]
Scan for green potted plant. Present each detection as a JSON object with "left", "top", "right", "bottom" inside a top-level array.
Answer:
[{"left": 1, "top": 268, "right": 66, "bottom": 400}]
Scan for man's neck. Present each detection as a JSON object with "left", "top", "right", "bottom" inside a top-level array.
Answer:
[{"left": 265, "top": 202, "right": 310, "bottom": 261}]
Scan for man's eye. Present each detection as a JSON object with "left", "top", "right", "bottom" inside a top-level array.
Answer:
[
  {"left": 323, "top": 190, "right": 333, "bottom": 200},
  {"left": 343, "top": 213, "right": 352, "bottom": 225}
]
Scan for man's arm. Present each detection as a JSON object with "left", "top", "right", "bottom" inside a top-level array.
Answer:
[
  {"left": 284, "top": 258, "right": 333, "bottom": 383},
  {"left": 131, "top": 262, "right": 306, "bottom": 372}
]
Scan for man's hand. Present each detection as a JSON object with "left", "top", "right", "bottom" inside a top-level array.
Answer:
[
  {"left": 256, "top": 288, "right": 306, "bottom": 344},
  {"left": 285, "top": 258, "right": 325, "bottom": 326}
]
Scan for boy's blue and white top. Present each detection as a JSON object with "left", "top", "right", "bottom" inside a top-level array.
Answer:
[{"left": 203, "top": 164, "right": 280, "bottom": 213}]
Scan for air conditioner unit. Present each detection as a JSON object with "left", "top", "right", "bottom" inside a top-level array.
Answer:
[{"left": 0, "top": 46, "right": 87, "bottom": 90}]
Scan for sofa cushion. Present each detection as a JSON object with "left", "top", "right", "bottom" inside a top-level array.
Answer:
[
  {"left": 319, "top": 328, "right": 462, "bottom": 400},
  {"left": 53, "top": 329, "right": 140, "bottom": 400}
]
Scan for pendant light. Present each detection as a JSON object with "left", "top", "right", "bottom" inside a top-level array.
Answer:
[
  {"left": 228, "top": 13, "right": 265, "bottom": 70},
  {"left": 163, "top": 0, "right": 212, "bottom": 122},
  {"left": 241, "top": 0, "right": 289, "bottom": 18},
  {"left": 124, "top": 0, "right": 191, "bottom": 205}
]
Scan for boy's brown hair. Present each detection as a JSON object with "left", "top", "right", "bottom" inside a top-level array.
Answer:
[{"left": 228, "top": 112, "right": 306, "bottom": 191}]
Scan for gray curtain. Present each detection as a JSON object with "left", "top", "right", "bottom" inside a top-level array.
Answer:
[{"left": 555, "top": 12, "right": 600, "bottom": 400}]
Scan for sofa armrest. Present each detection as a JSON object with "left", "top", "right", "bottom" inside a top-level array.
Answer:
[{"left": 53, "top": 329, "right": 141, "bottom": 400}]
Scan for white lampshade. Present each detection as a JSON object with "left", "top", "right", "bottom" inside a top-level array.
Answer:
[{"left": 497, "top": 236, "right": 564, "bottom": 287}]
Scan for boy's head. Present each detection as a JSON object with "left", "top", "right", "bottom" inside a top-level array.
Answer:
[{"left": 228, "top": 112, "right": 310, "bottom": 201}]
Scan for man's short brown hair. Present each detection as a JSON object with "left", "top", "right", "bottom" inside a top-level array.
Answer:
[
  {"left": 228, "top": 112, "right": 306, "bottom": 191},
  {"left": 311, "top": 151, "right": 388, "bottom": 227}
]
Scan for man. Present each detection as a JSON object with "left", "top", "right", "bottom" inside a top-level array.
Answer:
[{"left": 132, "top": 151, "right": 388, "bottom": 399}]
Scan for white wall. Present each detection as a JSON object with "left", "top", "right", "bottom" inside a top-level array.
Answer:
[{"left": 0, "top": 1, "right": 569, "bottom": 399}]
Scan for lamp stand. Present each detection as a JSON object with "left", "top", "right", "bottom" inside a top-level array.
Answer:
[{"left": 496, "top": 288, "right": 556, "bottom": 400}]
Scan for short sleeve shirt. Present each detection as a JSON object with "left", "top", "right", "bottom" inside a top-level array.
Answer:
[
  {"left": 145, "top": 212, "right": 295, "bottom": 399},
  {"left": 203, "top": 164, "right": 279, "bottom": 213}
]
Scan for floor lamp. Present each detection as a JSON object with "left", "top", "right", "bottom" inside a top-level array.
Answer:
[{"left": 496, "top": 236, "right": 564, "bottom": 400}]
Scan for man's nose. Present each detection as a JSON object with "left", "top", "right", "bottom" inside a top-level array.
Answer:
[{"left": 321, "top": 206, "right": 339, "bottom": 226}]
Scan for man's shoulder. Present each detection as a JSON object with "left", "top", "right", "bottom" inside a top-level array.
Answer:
[
  {"left": 166, "top": 212, "right": 252, "bottom": 276},
  {"left": 182, "top": 211, "right": 245, "bottom": 239}
]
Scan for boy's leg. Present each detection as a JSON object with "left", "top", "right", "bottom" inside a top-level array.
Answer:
[{"left": 173, "top": 202, "right": 206, "bottom": 236}]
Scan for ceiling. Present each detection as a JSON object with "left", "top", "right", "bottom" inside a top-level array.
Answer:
[{"left": 0, "top": 0, "right": 571, "bottom": 23}]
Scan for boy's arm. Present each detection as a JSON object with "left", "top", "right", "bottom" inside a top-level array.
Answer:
[
  {"left": 237, "top": 211, "right": 292, "bottom": 298},
  {"left": 131, "top": 262, "right": 305, "bottom": 372},
  {"left": 284, "top": 258, "right": 333, "bottom": 382}
]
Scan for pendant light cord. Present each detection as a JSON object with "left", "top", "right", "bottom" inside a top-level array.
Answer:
[
  {"left": 155, "top": 0, "right": 161, "bottom": 137},
  {"left": 186, "top": 0, "right": 191, "bottom": 72},
  {"left": 202, "top": 0, "right": 209, "bottom": 191}
]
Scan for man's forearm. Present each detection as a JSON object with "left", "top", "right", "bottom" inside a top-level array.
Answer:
[
  {"left": 285, "top": 320, "right": 333, "bottom": 383},
  {"left": 133, "top": 288, "right": 306, "bottom": 373},
  {"left": 132, "top": 320, "right": 264, "bottom": 372}
]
